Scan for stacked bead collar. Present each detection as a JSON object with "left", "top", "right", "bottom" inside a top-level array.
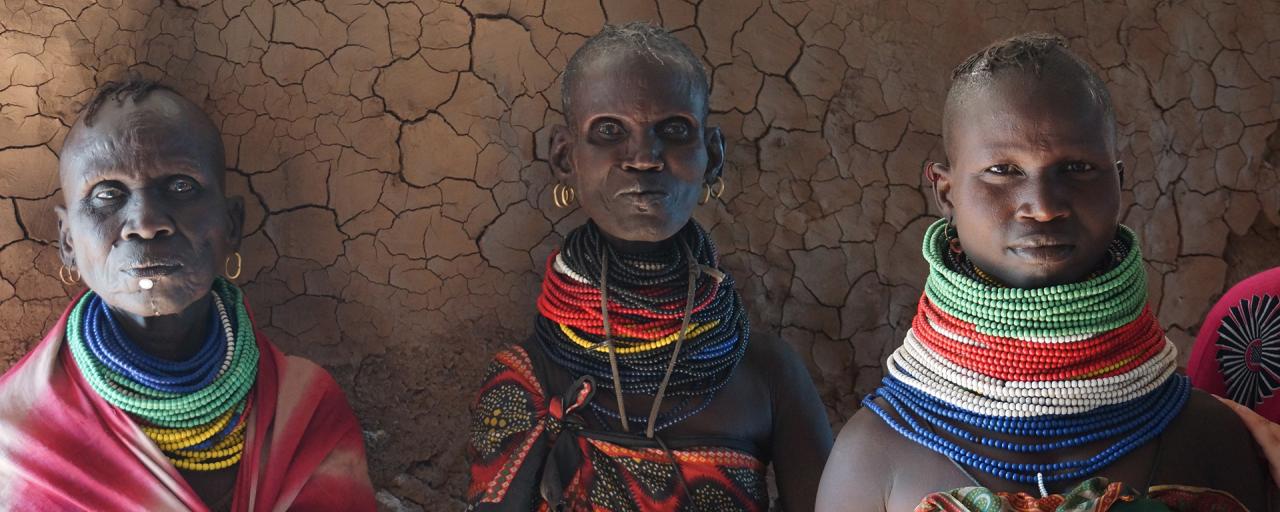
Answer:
[
  {"left": 865, "top": 219, "right": 1189, "bottom": 491},
  {"left": 536, "top": 221, "right": 749, "bottom": 433},
  {"left": 67, "top": 278, "right": 258, "bottom": 471}
]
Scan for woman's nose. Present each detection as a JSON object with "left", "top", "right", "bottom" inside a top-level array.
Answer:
[
  {"left": 621, "top": 132, "right": 664, "bottom": 172},
  {"left": 1016, "top": 176, "right": 1071, "bottom": 223},
  {"left": 119, "top": 191, "right": 176, "bottom": 241}
]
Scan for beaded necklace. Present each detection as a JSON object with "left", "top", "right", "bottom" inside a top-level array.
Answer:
[
  {"left": 67, "top": 278, "right": 258, "bottom": 471},
  {"left": 865, "top": 219, "right": 1189, "bottom": 492},
  {"left": 537, "top": 221, "right": 749, "bottom": 435}
]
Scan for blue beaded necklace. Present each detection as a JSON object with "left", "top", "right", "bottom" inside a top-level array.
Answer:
[
  {"left": 865, "top": 374, "right": 1189, "bottom": 484},
  {"left": 83, "top": 293, "right": 229, "bottom": 393}
]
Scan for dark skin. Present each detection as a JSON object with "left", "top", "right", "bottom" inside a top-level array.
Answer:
[
  {"left": 931, "top": 71, "right": 1122, "bottom": 289},
  {"left": 817, "top": 63, "right": 1270, "bottom": 511},
  {"left": 56, "top": 90, "right": 245, "bottom": 508},
  {"left": 547, "top": 52, "right": 833, "bottom": 510}
]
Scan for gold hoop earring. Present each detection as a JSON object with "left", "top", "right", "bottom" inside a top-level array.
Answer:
[
  {"left": 225, "top": 252, "right": 242, "bottom": 280},
  {"left": 700, "top": 178, "right": 726, "bottom": 205},
  {"left": 945, "top": 217, "right": 963, "bottom": 254},
  {"left": 553, "top": 183, "right": 576, "bottom": 208},
  {"left": 58, "top": 265, "right": 80, "bottom": 285}
]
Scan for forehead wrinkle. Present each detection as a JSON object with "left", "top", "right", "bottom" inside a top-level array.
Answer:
[
  {"left": 63, "top": 104, "right": 222, "bottom": 189},
  {"left": 74, "top": 156, "right": 205, "bottom": 188},
  {"left": 571, "top": 52, "right": 706, "bottom": 122}
]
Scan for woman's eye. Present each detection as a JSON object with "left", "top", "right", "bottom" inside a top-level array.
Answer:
[
  {"left": 984, "top": 164, "right": 1018, "bottom": 175},
  {"left": 659, "top": 120, "right": 692, "bottom": 140},
  {"left": 1063, "top": 161, "right": 1096, "bottom": 173},
  {"left": 93, "top": 187, "right": 123, "bottom": 201},
  {"left": 169, "top": 178, "right": 197, "bottom": 193},
  {"left": 593, "top": 120, "right": 625, "bottom": 140}
]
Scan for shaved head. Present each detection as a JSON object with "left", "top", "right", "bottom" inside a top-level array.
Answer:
[
  {"left": 561, "top": 22, "right": 709, "bottom": 124},
  {"left": 60, "top": 80, "right": 225, "bottom": 193},
  {"left": 942, "top": 33, "right": 1116, "bottom": 157}
]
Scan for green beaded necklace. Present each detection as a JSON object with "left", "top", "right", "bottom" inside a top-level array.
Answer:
[
  {"left": 922, "top": 219, "right": 1146, "bottom": 338},
  {"left": 66, "top": 279, "right": 259, "bottom": 429}
]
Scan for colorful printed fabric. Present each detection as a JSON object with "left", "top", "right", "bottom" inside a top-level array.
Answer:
[
  {"left": 1187, "top": 267, "right": 1280, "bottom": 421},
  {"left": 0, "top": 293, "right": 376, "bottom": 511},
  {"left": 915, "top": 478, "right": 1247, "bottom": 512},
  {"left": 467, "top": 345, "right": 768, "bottom": 511}
]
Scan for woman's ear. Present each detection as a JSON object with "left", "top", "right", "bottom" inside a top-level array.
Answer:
[
  {"left": 704, "top": 126, "right": 725, "bottom": 182},
  {"left": 225, "top": 195, "right": 245, "bottom": 253},
  {"left": 55, "top": 205, "right": 75, "bottom": 268},
  {"left": 924, "top": 161, "right": 954, "bottom": 218},
  {"left": 550, "top": 125, "right": 573, "bottom": 182}
]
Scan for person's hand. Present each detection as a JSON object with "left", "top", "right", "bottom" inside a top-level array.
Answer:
[{"left": 1215, "top": 395, "right": 1280, "bottom": 487}]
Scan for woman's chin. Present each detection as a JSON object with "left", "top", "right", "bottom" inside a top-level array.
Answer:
[
  {"left": 998, "top": 262, "right": 1093, "bottom": 289},
  {"left": 599, "top": 216, "right": 688, "bottom": 246},
  {"left": 96, "top": 279, "right": 211, "bottom": 318}
]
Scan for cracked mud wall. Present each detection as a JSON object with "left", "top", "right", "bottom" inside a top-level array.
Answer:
[{"left": 0, "top": 0, "right": 1277, "bottom": 507}]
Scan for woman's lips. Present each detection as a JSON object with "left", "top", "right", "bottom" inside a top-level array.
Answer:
[
  {"left": 1008, "top": 244, "right": 1075, "bottom": 262},
  {"left": 124, "top": 264, "right": 184, "bottom": 278},
  {"left": 617, "top": 190, "right": 669, "bottom": 207}
]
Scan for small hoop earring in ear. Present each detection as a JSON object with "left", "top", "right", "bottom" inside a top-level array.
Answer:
[
  {"left": 552, "top": 183, "right": 576, "bottom": 208},
  {"left": 58, "top": 265, "right": 80, "bottom": 285},
  {"left": 225, "top": 252, "right": 243, "bottom": 280},
  {"left": 945, "top": 217, "right": 963, "bottom": 254},
  {"left": 710, "top": 177, "right": 726, "bottom": 199},
  {"left": 700, "top": 178, "right": 726, "bottom": 205}
]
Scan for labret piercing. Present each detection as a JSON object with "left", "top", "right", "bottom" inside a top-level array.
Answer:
[{"left": 139, "top": 278, "right": 155, "bottom": 290}]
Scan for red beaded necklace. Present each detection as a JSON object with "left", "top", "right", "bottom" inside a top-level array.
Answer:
[
  {"left": 913, "top": 294, "right": 1166, "bottom": 381},
  {"left": 538, "top": 251, "right": 721, "bottom": 340}
]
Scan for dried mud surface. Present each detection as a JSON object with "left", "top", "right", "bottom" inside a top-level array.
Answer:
[{"left": 0, "top": 0, "right": 1277, "bottom": 508}]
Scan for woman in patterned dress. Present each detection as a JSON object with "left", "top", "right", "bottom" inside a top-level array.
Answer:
[{"left": 466, "top": 22, "right": 832, "bottom": 511}]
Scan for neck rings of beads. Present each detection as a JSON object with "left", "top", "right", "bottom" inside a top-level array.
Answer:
[
  {"left": 536, "top": 221, "right": 749, "bottom": 433},
  {"left": 864, "top": 218, "right": 1189, "bottom": 488},
  {"left": 66, "top": 278, "right": 258, "bottom": 471}
]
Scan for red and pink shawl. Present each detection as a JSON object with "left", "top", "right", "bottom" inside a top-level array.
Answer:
[{"left": 0, "top": 298, "right": 376, "bottom": 511}]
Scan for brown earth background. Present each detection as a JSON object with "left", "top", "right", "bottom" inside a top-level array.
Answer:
[{"left": 1, "top": 0, "right": 1278, "bottom": 508}]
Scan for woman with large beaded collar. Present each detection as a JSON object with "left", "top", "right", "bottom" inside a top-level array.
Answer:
[
  {"left": 816, "top": 34, "right": 1269, "bottom": 511},
  {"left": 466, "top": 22, "right": 832, "bottom": 511},
  {"left": 0, "top": 79, "right": 375, "bottom": 511}
]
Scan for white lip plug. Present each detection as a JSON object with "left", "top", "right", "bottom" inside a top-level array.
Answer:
[{"left": 139, "top": 278, "right": 155, "bottom": 290}]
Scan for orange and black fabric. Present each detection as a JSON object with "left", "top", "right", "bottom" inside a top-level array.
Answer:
[{"left": 466, "top": 344, "right": 767, "bottom": 511}]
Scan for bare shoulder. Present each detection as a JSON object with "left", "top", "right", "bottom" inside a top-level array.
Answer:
[
  {"left": 820, "top": 397, "right": 979, "bottom": 511},
  {"left": 746, "top": 332, "right": 836, "bottom": 511},
  {"left": 1162, "top": 389, "right": 1259, "bottom": 465},
  {"left": 741, "top": 331, "right": 809, "bottom": 383},
  {"left": 743, "top": 330, "right": 801, "bottom": 365},
  {"left": 816, "top": 405, "right": 901, "bottom": 511},
  {"left": 1156, "top": 388, "right": 1269, "bottom": 508},
  {"left": 740, "top": 331, "right": 831, "bottom": 425},
  {"left": 830, "top": 405, "right": 903, "bottom": 472}
]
